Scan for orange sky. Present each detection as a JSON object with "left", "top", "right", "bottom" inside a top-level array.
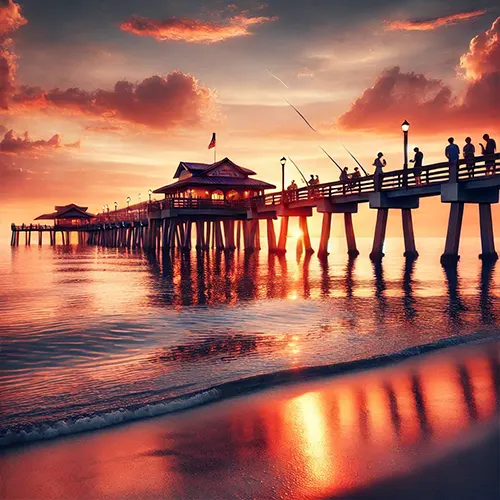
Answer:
[{"left": 1, "top": 1, "right": 499, "bottom": 239}]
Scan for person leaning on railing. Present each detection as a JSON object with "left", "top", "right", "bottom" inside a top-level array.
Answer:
[{"left": 480, "top": 134, "right": 497, "bottom": 175}]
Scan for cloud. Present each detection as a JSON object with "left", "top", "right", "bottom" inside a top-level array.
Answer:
[
  {"left": 0, "top": 129, "right": 81, "bottom": 154},
  {"left": 339, "top": 17, "right": 500, "bottom": 134},
  {"left": 120, "top": 13, "right": 277, "bottom": 44},
  {"left": 84, "top": 124, "right": 124, "bottom": 133},
  {"left": 459, "top": 17, "right": 500, "bottom": 79},
  {"left": 11, "top": 71, "right": 215, "bottom": 130},
  {"left": 0, "top": 0, "right": 26, "bottom": 108},
  {"left": 385, "top": 10, "right": 487, "bottom": 31}
]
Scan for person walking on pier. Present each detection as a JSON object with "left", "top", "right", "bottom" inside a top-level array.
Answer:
[
  {"left": 480, "top": 134, "right": 497, "bottom": 175},
  {"left": 463, "top": 137, "right": 476, "bottom": 178},
  {"left": 373, "top": 152, "right": 385, "bottom": 191},
  {"left": 410, "top": 147, "right": 423, "bottom": 185},
  {"left": 445, "top": 137, "right": 460, "bottom": 181}
]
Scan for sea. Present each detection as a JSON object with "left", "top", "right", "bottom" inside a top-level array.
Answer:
[{"left": 1, "top": 236, "right": 499, "bottom": 447}]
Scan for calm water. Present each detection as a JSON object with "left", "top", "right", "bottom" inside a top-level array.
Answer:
[{"left": 0, "top": 237, "right": 499, "bottom": 445}]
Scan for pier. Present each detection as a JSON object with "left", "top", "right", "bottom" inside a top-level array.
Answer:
[{"left": 10, "top": 154, "right": 500, "bottom": 264}]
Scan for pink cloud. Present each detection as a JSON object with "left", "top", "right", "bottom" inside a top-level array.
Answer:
[
  {"left": 11, "top": 71, "right": 215, "bottom": 130},
  {"left": 385, "top": 10, "right": 486, "bottom": 31},
  {"left": 0, "top": 129, "right": 81, "bottom": 155},
  {"left": 339, "top": 17, "right": 500, "bottom": 134},
  {"left": 120, "top": 12, "right": 277, "bottom": 44}
]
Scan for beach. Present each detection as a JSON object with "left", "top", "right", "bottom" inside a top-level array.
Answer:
[{"left": 1, "top": 339, "right": 499, "bottom": 500}]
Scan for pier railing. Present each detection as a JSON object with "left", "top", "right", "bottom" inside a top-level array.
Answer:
[{"left": 257, "top": 153, "right": 500, "bottom": 206}]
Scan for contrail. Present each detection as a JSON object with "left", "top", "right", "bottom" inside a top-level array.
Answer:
[
  {"left": 266, "top": 69, "right": 289, "bottom": 89},
  {"left": 341, "top": 142, "right": 368, "bottom": 176},
  {"left": 285, "top": 99, "right": 317, "bottom": 132},
  {"left": 288, "top": 157, "right": 308, "bottom": 185},
  {"left": 319, "top": 145, "right": 343, "bottom": 173}
]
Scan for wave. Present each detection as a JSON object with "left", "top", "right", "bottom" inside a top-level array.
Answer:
[{"left": 1, "top": 332, "right": 497, "bottom": 448}]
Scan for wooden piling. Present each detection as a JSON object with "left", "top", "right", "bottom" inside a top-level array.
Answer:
[
  {"left": 370, "top": 208, "right": 388, "bottom": 261},
  {"left": 441, "top": 202, "right": 464, "bottom": 265},
  {"left": 402, "top": 208, "right": 418, "bottom": 259},
  {"left": 299, "top": 216, "right": 314, "bottom": 254},
  {"left": 478, "top": 203, "right": 498, "bottom": 261},
  {"left": 266, "top": 219, "right": 277, "bottom": 252},
  {"left": 344, "top": 212, "right": 359, "bottom": 257},
  {"left": 277, "top": 216, "right": 289, "bottom": 254},
  {"left": 318, "top": 212, "right": 331, "bottom": 258}
]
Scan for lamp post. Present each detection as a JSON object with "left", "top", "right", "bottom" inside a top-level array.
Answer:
[
  {"left": 402, "top": 120, "right": 410, "bottom": 189},
  {"left": 148, "top": 188, "right": 152, "bottom": 203},
  {"left": 280, "top": 157, "right": 287, "bottom": 202},
  {"left": 126, "top": 196, "right": 131, "bottom": 210},
  {"left": 114, "top": 201, "right": 117, "bottom": 221},
  {"left": 138, "top": 193, "right": 142, "bottom": 219}
]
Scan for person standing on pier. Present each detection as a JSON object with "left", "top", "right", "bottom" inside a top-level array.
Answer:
[
  {"left": 373, "top": 152, "right": 385, "bottom": 191},
  {"left": 480, "top": 134, "right": 497, "bottom": 174},
  {"left": 445, "top": 137, "right": 460, "bottom": 181},
  {"left": 463, "top": 137, "right": 476, "bottom": 178},
  {"left": 410, "top": 147, "right": 423, "bottom": 185}
]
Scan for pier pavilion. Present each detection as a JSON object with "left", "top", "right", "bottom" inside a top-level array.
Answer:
[{"left": 10, "top": 153, "right": 500, "bottom": 264}]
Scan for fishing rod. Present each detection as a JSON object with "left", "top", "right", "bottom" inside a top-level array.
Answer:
[
  {"left": 284, "top": 99, "right": 317, "bottom": 132},
  {"left": 288, "top": 157, "right": 308, "bottom": 185},
  {"left": 319, "top": 145, "right": 343, "bottom": 173},
  {"left": 341, "top": 142, "right": 368, "bottom": 176}
]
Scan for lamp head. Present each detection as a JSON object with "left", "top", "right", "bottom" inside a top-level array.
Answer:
[
  {"left": 148, "top": 189, "right": 152, "bottom": 195},
  {"left": 280, "top": 157, "right": 286, "bottom": 166},
  {"left": 401, "top": 120, "right": 410, "bottom": 132},
  {"left": 114, "top": 201, "right": 117, "bottom": 208}
]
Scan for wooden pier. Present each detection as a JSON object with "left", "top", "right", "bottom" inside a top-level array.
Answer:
[{"left": 10, "top": 154, "right": 500, "bottom": 265}]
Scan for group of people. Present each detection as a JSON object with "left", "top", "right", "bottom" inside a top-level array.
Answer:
[
  {"left": 445, "top": 134, "right": 497, "bottom": 179},
  {"left": 286, "top": 133, "right": 496, "bottom": 199}
]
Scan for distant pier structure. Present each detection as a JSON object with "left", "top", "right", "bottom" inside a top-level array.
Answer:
[{"left": 10, "top": 154, "right": 500, "bottom": 264}]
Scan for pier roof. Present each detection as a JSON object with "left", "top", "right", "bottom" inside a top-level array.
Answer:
[
  {"left": 35, "top": 203, "right": 94, "bottom": 220},
  {"left": 155, "top": 157, "right": 275, "bottom": 194}
]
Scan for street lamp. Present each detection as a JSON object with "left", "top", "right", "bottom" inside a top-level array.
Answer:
[
  {"left": 402, "top": 120, "right": 410, "bottom": 188},
  {"left": 114, "top": 201, "right": 118, "bottom": 220},
  {"left": 148, "top": 188, "right": 152, "bottom": 202},
  {"left": 280, "top": 157, "right": 287, "bottom": 201},
  {"left": 126, "top": 196, "right": 131, "bottom": 210}
]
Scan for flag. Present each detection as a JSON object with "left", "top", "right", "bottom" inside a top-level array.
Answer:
[{"left": 208, "top": 133, "right": 216, "bottom": 150}]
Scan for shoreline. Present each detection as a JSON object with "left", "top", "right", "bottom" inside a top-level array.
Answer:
[{"left": 2, "top": 331, "right": 499, "bottom": 449}]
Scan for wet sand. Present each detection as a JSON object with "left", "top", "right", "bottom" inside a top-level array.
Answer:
[{"left": 1, "top": 341, "right": 499, "bottom": 500}]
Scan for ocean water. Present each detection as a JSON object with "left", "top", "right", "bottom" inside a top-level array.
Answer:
[{"left": 0, "top": 236, "right": 499, "bottom": 445}]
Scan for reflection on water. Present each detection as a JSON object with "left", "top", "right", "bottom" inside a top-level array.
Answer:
[
  {"left": 0, "top": 238, "right": 499, "bottom": 438},
  {"left": 1, "top": 342, "right": 498, "bottom": 500}
]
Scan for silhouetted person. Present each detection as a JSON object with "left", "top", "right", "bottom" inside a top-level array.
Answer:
[
  {"left": 463, "top": 137, "right": 476, "bottom": 178},
  {"left": 309, "top": 174, "right": 315, "bottom": 186},
  {"left": 445, "top": 137, "right": 459, "bottom": 181},
  {"left": 373, "top": 152, "right": 385, "bottom": 191},
  {"left": 480, "top": 133, "right": 496, "bottom": 174},
  {"left": 352, "top": 166, "right": 361, "bottom": 192},
  {"left": 340, "top": 167, "right": 349, "bottom": 194},
  {"left": 410, "top": 147, "right": 423, "bottom": 185},
  {"left": 315, "top": 175, "right": 320, "bottom": 184}
]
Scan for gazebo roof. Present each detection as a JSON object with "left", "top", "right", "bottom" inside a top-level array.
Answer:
[
  {"left": 155, "top": 157, "right": 274, "bottom": 194},
  {"left": 35, "top": 203, "right": 94, "bottom": 220}
]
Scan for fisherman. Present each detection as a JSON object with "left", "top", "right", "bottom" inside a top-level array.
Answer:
[
  {"left": 410, "top": 147, "right": 424, "bottom": 185},
  {"left": 373, "top": 152, "right": 386, "bottom": 191},
  {"left": 445, "top": 137, "right": 460, "bottom": 181},
  {"left": 463, "top": 137, "right": 475, "bottom": 178},
  {"left": 351, "top": 166, "right": 361, "bottom": 193},
  {"left": 315, "top": 175, "right": 320, "bottom": 184},
  {"left": 309, "top": 174, "right": 316, "bottom": 186},
  {"left": 480, "top": 134, "right": 497, "bottom": 175},
  {"left": 340, "top": 167, "right": 349, "bottom": 194}
]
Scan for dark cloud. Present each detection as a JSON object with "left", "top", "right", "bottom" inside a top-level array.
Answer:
[
  {"left": 385, "top": 10, "right": 487, "bottom": 31},
  {"left": 339, "top": 16, "right": 500, "bottom": 134}
]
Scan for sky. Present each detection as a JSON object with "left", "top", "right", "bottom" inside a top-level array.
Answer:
[{"left": 1, "top": 0, "right": 499, "bottom": 238}]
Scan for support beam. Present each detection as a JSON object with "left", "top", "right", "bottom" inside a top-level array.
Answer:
[
  {"left": 299, "top": 216, "right": 314, "bottom": 254},
  {"left": 266, "top": 219, "right": 277, "bottom": 252},
  {"left": 402, "top": 208, "right": 418, "bottom": 259},
  {"left": 318, "top": 212, "right": 332, "bottom": 259},
  {"left": 276, "top": 216, "right": 289, "bottom": 255},
  {"left": 479, "top": 203, "right": 498, "bottom": 261},
  {"left": 370, "top": 208, "right": 388, "bottom": 261},
  {"left": 441, "top": 202, "right": 464, "bottom": 265},
  {"left": 344, "top": 212, "right": 359, "bottom": 257}
]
